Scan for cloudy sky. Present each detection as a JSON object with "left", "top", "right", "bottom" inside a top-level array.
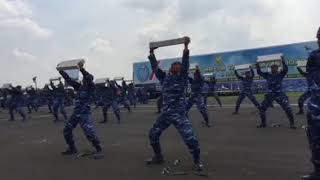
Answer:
[{"left": 0, "top": 0, "right": 319, "bottom": 86}]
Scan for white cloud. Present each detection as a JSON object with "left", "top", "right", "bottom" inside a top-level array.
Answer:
[
  {"left": 1, "top": 0, "right": 320, "bottom": 86},
  {"left": 129, "top": 0, "right": 320, "bottom": 56},
  {"left": 90, "top": 38, "right": 113, "bottom": 54},
  {"left": 0, "top": 0, "right": 32, "bottom": 18},
  {"left": 12, "top": 48, "right": 36, "bottom": 62},
  {"left": 0, "top": 0, "right": 52, "bottom": 38},
  {"left": 123, "top": 0, "right": 169, "bottom": 12},
  {"left": 0, "top": 17, "right": 52, "bottom": 38}
]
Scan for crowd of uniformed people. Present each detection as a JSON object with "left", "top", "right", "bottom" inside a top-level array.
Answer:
[{"left": 0, "top": 28, "right": 320, "bottom": 180}]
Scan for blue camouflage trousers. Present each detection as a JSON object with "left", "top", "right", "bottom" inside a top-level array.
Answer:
[
  {"left": 149, "top": 111, "right": 200, "bottom": 163},
  {"left": 204, "top": 91, "right": 222, "bottom": 107},
  {"left": 102, "top": 101, "right": 120, "bottom": 123},
  {"left": 128, "top": 94, "right": 136, "bottom": 108},
  {"left": 307, "top": 96, "right": 320, "bottom": 168},
  {"left": 235, "top": 91, "right": 260, "bottom": 113},
  {"left": 118, "top": 96, "right": 131, "bottom": 112},
  {"left": 27, "top": 97, "right": 38, "bottom": 113},
  {"left": 53, "top": 98, "right": 67, "bottom": 121},
  {"left": 259, "top": 92, "right": 294, "bottom": 125},
  {"left": 9, "top": 102, "right": 26, "bottom": 121},
  {"left": 64, "top": 113, "right": 101, "bottom": 149},
  {"left": 186, "top": 93, "right": 209, "bottom": 122},
  {"left": 298, "top": 90, "right": 312, "bottom": 112}
]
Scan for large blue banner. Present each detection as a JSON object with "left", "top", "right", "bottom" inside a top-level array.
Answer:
[{"left": 133, "top": 41, "right": 318, "bottom": 92}]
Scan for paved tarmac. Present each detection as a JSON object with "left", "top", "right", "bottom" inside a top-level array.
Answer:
[{"left": 0, "top": 98, "right": 311, "bottom": 180}]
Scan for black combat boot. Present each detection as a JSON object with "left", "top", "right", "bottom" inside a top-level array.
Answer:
[
  {"left": 146, "top": 143, "right": 164, "bottom": 165},
  {"left": 296, "top": 110, "right": 305, "bottom": 115},
  {"left": 93, "top": 145, "right": 104, "bottom": 159},
  {"left": 302, "top": 168, "right": 320, "bottom": 180},
  {"left": 232, "top": 111, "right": 239, "bottom": 115},
  {"left": 256, "top": 123, "right": 267, "bottom": 128},
  {"left": 146, "top": 156, "right": 164, "bottom": 165},
  {"left": 193, "top": 161, "right": 204, "bottom": 172},
  {"left": 61, "top": 146, "right": 77, "bottom": 155}
]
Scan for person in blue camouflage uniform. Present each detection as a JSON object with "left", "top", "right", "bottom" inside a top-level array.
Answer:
[
  {"left": 204, "top": 75, "right": 222, "bottom": 107},
  {"left": 8, "top": 85, "right": 26, "bottom": 121},
  {"left": 50, "top": 80, "right": 67, "bottom": 122},
  {"left": 26, "top": 86, "right": 38, "bottom": 113},
  {"left": 43, "top": 84, "right": 53, "bottom": 113},
  {"left": 296, "top": 66, "right": 313, "bottom": 115},
  {"left": 186, "top": 67, "right": 211, "bottom": 127},
  {"left": 301, "top": 27, "right": 320, "bottom": 180},
  {"left": 128, "top": 83, "right": 137, "bottom": 108},
  {"left": 233, "top": 67, "right": 260, "bottom": 115},
  {"left": 60, "top": 62, "right": 103, "bottom": 158},
  {"left": 118, "top": 80, "right": 131, "bottom": 112},
  {"left": 257, "top": 57, "right": 296, "bottom": 129},
  {"left": 94, "top": 83, "right": 105, "bottom": 109},
  {"left": 99, "top": 79, "right": 121, "bottom": 124},
  {"left": 146, "top": 39, "right": 204, "bottom": 171},
  {"left": 0, "top": 89, "right": 8, "bottom": 110},
  {"left": 156, "top": 94, "right": 163, "bottom": 113}
]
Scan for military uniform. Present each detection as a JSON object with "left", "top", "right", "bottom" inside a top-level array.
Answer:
[
  {"left": 60, "top": 68, "right": 102, "bottom": 154},
  {"left": 8, "top": 86, "right": 26, "bottom": 121},
  {"left": 50, "top": 81, "right": 67, "bottom": 122},
  {"left": 128, "top": 83, "right": 137, "bottom": 108},
  {"left": 26, "top": 87, "right": 39, "bottom": 113},
  {"left": 297, "top": 67, "right": 313, "bottom": 114},
  {"left": 204, "top": 77, "right": 222, "bottom": 107},
  {"left": 186, "top": 73, "right": 210, "bottom": 126},
  {"left": 100, "top": 82, "right": 121, "bottom": 124},
  {"left": 148, "top": 49, "right": 201, "bottom": 165},
  {"left": 234, "top": 68, "right": 260, "bottom": 114},
  {"left": 257, "top": 59, "right": 295, "bottom": 128},
  {"left": 156, "top": 94, "right": 163, "bottom": 113},
  {"left": 116, "top": 81, "right": 131, "bottom": 112},
  {"left": 302, "top": 48, "right": 320, "bottom": 180},
  {"left": 42, "top": 85, "right": 53, "bottom": 113}
]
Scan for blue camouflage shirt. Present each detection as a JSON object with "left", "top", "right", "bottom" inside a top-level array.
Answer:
[{"left": 149, "top": 49, "right": 190, "bottom": 113}]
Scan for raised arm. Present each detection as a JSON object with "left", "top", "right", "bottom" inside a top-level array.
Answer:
[
  {"left": 80, "top": 68, "right": 95, "bottom": 88},
  {"left": 148, "top": 49, "right": 166, "bottom": 81},
  {"left": 7, "top": 86, "right": 16, "bottom": 94},
  {"left": 114, "top": 81, "right": 122, "bottom": 89},
  {"left": 256, "top": 63, "right": 268, "bottom": 79},
  {"left": 181, "top": 38, "right": 190, "bottom": 76},
  {"left": 280, "top": 57, "right": 288, "bottom": 77},
  {"left": 306, "top": 51, "right": 320, "bottom": 74},
  {"left": 297, "top": 67, "right": 307, "bottom": 77},
  {"left": 59, "top": 70, "right": 81, "bottom": 90},
  {"left": 234, "top": 70, "right": 244, "bottom": 80},
  {"left": 250, "top": 67, "right": 255, "bottom": 78},
  {"left": 199, "top": 75, "right": 205, "bottom": 87},
  {"left": 50, "top": 81, "right": 56, "bottom": 90}
]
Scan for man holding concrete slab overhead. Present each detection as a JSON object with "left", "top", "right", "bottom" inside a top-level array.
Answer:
[
  {"left": 301, "top": 27, "right": 320, "bottom": 180},
  {"left": 57, "top": 59, "right": 103, "bottom": 159},
  {"left": 256, "top": 54, "right": 296, "bottom": 129},
  {"left": 146, "top": 37, "right": 204, "bottom": 172},
  {"left": 233, "top": 64, "right": 260, "bottom": 115}
]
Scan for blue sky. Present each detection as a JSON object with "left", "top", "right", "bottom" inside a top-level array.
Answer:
[{"left": 0, "top": 0, "right": 319, "bottom": 86}]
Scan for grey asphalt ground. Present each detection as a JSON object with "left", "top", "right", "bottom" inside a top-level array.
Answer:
[{"left": 0, "top": 96, "right": 312, "bottom": 180}]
